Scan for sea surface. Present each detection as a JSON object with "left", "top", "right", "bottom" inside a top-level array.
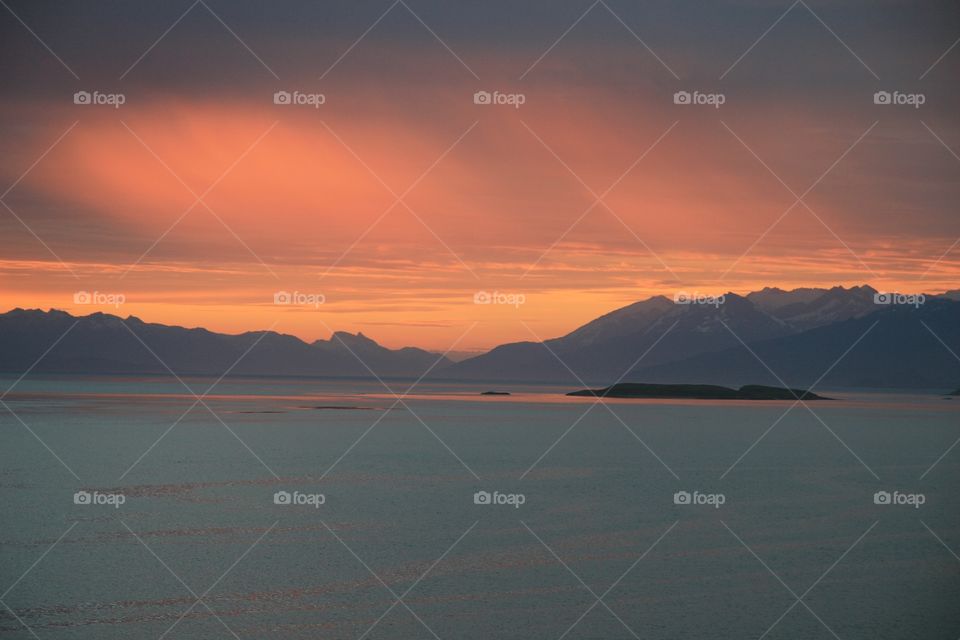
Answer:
[{"left": 1, "top": 374, "right": 958, "bottom": 639}]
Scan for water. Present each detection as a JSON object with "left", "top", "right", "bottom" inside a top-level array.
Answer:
[{"left": 1, "top": 374, "right": 958, "bottom": 639}]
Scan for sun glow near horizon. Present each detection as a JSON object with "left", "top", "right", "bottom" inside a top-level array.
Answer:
[{"left": 2, "top": 6, "right": 958, "bottom": 351}]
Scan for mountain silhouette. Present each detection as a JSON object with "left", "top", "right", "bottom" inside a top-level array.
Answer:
[
  {"left": 630, "top": 298, "right": 960, "bottom": 389},
  {"left": 2, "top": 285, "right": 957, "bottom": 390},
  {"left": 0, "top": 309, "right": 447, "bottom": 379},
  {"left": 441, "top": 286, "right": 960, "bottom": 389}
]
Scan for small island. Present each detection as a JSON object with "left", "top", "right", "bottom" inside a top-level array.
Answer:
[
  {"left": 481, "top": 391, "right": 511, "bottom": 396},
  {"left": 567, "top": 383, "right": 831, "bottom": 400}
]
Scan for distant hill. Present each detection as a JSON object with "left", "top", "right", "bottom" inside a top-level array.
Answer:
[
  {"left": 940, "top": 289, "right": 960, "bottom": 301},
  {"left": 0, "top": 309, "right": 449, "bottom": 379},
  {"left": 567, "top": 383, "right": 830, "bottom": 400},
  {"left": 440, "top": 286, "right": 960, "bottom": 389},
  {"left": 441, "top": 293, "right": 791, "bottom": 383},
  {"left": 749, "top": 285, "right": 878, "bottom": 332},
  {"left": 3, "top": 285, "right": 958, "bottom": 389},
  {"left": 629, "top": 298, "right": 960, "bottom": 389},
  {"left": 745, "top": 286, "right": 825, "bottom": 310}
]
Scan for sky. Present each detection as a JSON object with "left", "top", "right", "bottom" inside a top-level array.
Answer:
[{"left": 1, "top": 0, "right": 959, "bottom": 353}]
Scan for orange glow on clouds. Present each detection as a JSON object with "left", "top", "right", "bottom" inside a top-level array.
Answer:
[{"left": 1, "top": 90, "right": 958, "bottom": 351}]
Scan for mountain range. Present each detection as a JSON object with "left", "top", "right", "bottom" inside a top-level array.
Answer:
[
  {"left": 0, "top": 309, "right": 447, "bottom": 379},
  {"left": 443, "top": 285, "right": 960, "bottom": 389},
  {"left": 1, "top": 285, "right": 958, "bottom": 390}
]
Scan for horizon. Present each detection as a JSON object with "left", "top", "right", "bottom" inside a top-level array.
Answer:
[{"left": 5, "top": 282, "right": 956, "bottom": 353}]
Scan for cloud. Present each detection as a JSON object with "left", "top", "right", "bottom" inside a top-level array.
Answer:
[{"left": 1, "top": 0, "right": 958, "bottom": 349}]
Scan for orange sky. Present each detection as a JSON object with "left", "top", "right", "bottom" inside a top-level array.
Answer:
[
  {"left": 1, "top": 7, "right": 958, "bottom": 352},
  {"left": 2, "top": 92, "right": 957, "bottom": 352}
]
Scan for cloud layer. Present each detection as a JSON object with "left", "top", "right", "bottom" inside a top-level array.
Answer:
[{"left": 1, "top": 0, "right": 958, "bottom": 349}]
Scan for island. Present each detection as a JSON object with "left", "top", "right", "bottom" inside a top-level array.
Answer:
[
  {"left": 480, "top": 391, "right": 511, "bottom": 396},
  {"left": 567, "top": 383, "right": 831, "bottom": 400}
]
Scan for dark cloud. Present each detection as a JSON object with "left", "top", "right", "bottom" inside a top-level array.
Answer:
[{"left": 1, "top": 1, "right": 958, "bottom": 94}]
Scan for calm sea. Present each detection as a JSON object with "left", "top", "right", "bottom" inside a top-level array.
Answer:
[{"left": 1, "top": 374, "right": 958, "bottom": 639}]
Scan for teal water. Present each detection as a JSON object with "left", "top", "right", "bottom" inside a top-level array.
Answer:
[{"left": 1, "top": 375, "right": 958, "bottom": 639}]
